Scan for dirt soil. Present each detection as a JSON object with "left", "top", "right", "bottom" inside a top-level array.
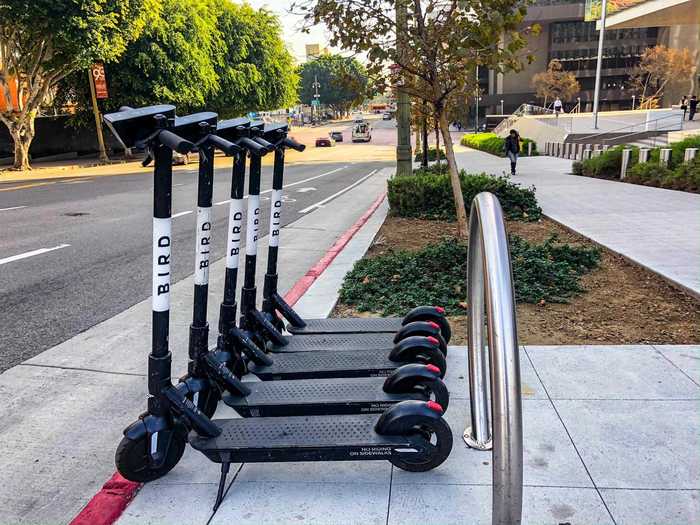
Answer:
[{"left": 333, "top": 216, "right": 700, "bottom": 345}]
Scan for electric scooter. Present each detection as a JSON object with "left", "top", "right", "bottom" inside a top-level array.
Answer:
[
  {"left": 225, "top": 122, "right": 447, "bottom": 379},
  {"left": 104, "top": 106, "right": 222, "bottom": 482},
  {"left": 237, "top": 122, "right": 451, "bottom": 353}
]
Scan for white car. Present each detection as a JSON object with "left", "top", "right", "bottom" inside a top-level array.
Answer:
[{"left": 352, "top": 122, "right": 372, "bottom": 142}]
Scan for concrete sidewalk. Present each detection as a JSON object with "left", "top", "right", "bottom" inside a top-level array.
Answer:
[
  {"left": 0, "top": 169, "right": 389, "bottom": 525},
  {"left": 115, "top": 200, "right": 700, "bottom": 524},
  {"left": 454, "top": 148, "right": 700, "bottom": 298}
]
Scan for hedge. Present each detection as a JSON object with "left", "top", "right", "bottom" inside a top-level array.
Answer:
[
  {"left": 626, "top": 157, "right": 700, "bottom": 193},
  {"left": 414, "top": 146, "right": 445, "bottom": 162},
  {"left": 460, "top": 132, "right": 538, "bottom": 157},
  {"left": 388, "top": 166, "right": 542, "bottom": 221},
  {"left": 573, "top": 145, "right": 640, "bottom": 179}
]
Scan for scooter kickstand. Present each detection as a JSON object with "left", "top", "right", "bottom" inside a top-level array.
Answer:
[{"left": 213, "top": 461, "right": 231, "bottom": 511}]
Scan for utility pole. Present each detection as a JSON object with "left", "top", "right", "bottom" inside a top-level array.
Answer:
[
  {"left": 88, "top": 68, "right": 108, "bottom": 162},
  {"left": 592, "top": 0, "right": 608, "bottom": 129},
  {"left": 395, "top": 0, "right": 412, "bottom": 176},
  {"left": 474, "top": 65, "right": 480, "bottom": 132}
]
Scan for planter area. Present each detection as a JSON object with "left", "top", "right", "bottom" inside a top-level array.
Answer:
[{"left": 334, "top": 215, "right": 700, "bottom": 345}]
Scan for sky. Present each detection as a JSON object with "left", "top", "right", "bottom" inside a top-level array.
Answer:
[{"left": 243, "top": 1, "right": 335, "bottom": 63}]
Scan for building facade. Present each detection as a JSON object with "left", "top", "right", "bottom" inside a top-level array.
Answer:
[{"left": 482, "top": 0, "right": 698, "bottom": 115}]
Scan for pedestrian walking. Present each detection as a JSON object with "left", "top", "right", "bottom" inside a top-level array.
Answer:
[
  {"left": 689, "top": 95, "right": 697, "bottom": 121},
  {"left": 504, "top": 129, "right": 520, "bottom": 176},
  {"left": 553, "top": 97, "right": 563, "bottom": 115},
  {"left": 680, "top": 95, "right": 688, "bottom": 120}
]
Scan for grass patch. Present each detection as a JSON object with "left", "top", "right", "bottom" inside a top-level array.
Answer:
[{"left": 339, "top": 236, "right": 601, "bottom": 316}]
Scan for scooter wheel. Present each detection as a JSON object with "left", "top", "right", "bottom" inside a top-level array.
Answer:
[
  {"left": 193, "top": 388, "right": 220, "bottom": 419},
  {"left": 115, "top": 428, "right": 187, "bottom": 483},
  {"left": 390, "top": 417, "right": 453, "bottom": 472}
]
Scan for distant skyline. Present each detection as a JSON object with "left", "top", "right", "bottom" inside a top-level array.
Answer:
[{"left": 243, "top": 1, "right": 335, "bottom": 62}]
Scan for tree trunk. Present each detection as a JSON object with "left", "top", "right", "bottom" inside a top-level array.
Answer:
[
  {"left": 7, "top": 118, "right": 35, "bottom": 171},
  {"left": 435, "top": 120, "right": 440, "bottom": 165},
  {"left": 438, "top": 111, "right": 468, "bottom": 239}
]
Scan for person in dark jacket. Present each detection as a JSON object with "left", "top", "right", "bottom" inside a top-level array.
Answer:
[
  {"left": 504, "top": 129, "right": 520, "bottom": 175},
  {"left": 689, "top": 95, "right": 697, "bottom": 121}
]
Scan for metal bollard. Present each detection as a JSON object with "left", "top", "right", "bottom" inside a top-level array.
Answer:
[
  {"left": 592, "top": 149, "right": 601, "bottom": 158},
  {"left": 660, "top": 148, "right": 671, "bottom": 167},
  {"left": 544, "top": 142, "right": 550, "bottom": 155},
  {"left": 602, "top": 144, "right": 610, "bottom": 152},
  {"left": 583, "top": 148, "right": 592, "bottom": 160},
  {"left": 585, "top": 143, "right": 592, "bottom": 154},
  {"left": 577, "top": 143, "right": 585, "bottom": 160},
  {"left": 639, "top": 148, "right": 649, "bottom": 163},
  {"left": 620, "top": 148, "right": 631, "bottom": 179},
  {"left": 528, "top": 142, "right": 533, "bottom": 156},
  {"left": 684, "top": 148, "right": 698, "bottom": 162},
  {"left": 566, "top": 143, "right": 572, "bottom": 159}
]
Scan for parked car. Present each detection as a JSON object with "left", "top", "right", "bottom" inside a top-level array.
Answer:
[
  {"left": 315, "top": 136, "right": 335, "bottom": 147},
  {"left": 382, "top": 112, "right": 392, "bottom": 120},
  {"left": 330, "top": 131, "right": 344, "bottom": 142}
]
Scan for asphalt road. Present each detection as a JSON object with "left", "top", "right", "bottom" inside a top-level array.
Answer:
[{"left": 0, "top": 157, "right": 389, "bottom": 371}]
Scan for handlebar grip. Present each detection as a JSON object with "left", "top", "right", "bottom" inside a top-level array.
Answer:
[
  {"left": 252, "top": 137, "right": 275, "bottom": 153},
  {"left": 238, "top": 137, "right": 268, "bottom": 156},
  {"left": 208, "top": 134, "right": 241, "bottom": 156},
  {"left": 283, "top": 137, "right": 306, "bottom": 152},
  {"left": 158, "top": 129, "right": 194, "bottom": 154}
]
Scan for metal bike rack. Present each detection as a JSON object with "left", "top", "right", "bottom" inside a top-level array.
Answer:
[{"left": 463, "top": 192, "right": 524, "bottom": 525}]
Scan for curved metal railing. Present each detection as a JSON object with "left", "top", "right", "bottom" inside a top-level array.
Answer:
[{"left": 464, "top": 192, "right": 524, "bottom": 525}]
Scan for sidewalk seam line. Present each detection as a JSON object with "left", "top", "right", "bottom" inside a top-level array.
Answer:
[
  {"left": 20, "top": 363, "right": 146, "bottom": 377},
  {"left": 522, "top": 347, "right": 619, "bottom": 525},
  {"left": 649, "top": 344, "right": 700, "bottom": 388}
]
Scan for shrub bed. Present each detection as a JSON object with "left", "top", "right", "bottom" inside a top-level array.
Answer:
[
  {"left": 575, "top": 145, "right": 639, "bottom": 179},
  {"left": 388, "top": 166, "right": 542, "bottom": 221},
  {"left": 339, "top": 236, "right": 601, "bottom": 316},
  {"left": 413, "top": 146, "right": 445, "bottom": 162},
  {"left": 460, "top": 132, "right": 537, "bottom": 157},
  {"left": 626, "top": 157, "right": 700, "bottom": 193}
]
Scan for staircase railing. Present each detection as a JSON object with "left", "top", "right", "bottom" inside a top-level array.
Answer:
[
  {"left": 493, "top": 103, "right": 554, "bottom": 135},
  {"left": 464, "top": 192, "right": 524, "bottom": 525},
  {"left": 575, "top": 112, "right": 683, "bottom": 146}
]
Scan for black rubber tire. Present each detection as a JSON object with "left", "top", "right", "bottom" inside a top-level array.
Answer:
[
  {"left": 396, "top": 331, "right": 448, "bottom": 356},
  {"left": 424, "top": 380, "right": 450, "bottom": 411},
  {"left": 414, "top": 348, "right": 447, "bottom": 378},
  {"left": 193, "top": 388, "right": 220, "bottom": 419},
  {"left": 389, "top": 418, "right": 453, "bottom": 472},
  {"left": 115, "top": 427, "right": 187, "bottom": 483}
]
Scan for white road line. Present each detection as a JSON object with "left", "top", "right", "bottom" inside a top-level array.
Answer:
[
  {"left": 62, "top": 179, "right": 93, "bottom": 184},
  {"left": 298, "top": 170, "right": 378, "bottom": 214},
  {"left": 0, "top": 244, "right": 70, "bottom": 266},
  {"left": 214, "top": 166, "right": 347, "bottom": 205},
  {"left": 0, "top": 205, "right": 27, "bottom": 212},
  {"left": 172, "top": 210, "right": 193, "bottom": 218}
]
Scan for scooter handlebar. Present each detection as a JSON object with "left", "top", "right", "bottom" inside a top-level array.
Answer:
[
  {"left": 158, "top": 129, "right": 194, "bottom": 154},
  {"left": 252, "top": 136, "right": 275, "bottom": 153},
  {"left": 208, "top": 134, "right": 242, "bottom": 156},
  {"left": 238, "top": 137, "right": 268, "bottom": 156},
  {"left": 283, "top": 136, "right": 306, "bottom": 152}
]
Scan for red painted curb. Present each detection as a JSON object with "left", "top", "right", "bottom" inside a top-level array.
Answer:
[
  {"left": 283, "top": 191, "right": 387, "bottom": 306},
  {"left": 68, "top": 190, "right": 387, "bottom": 525},
  {"left": 69, "top": 473, "right": 141, "bottom": 525}
]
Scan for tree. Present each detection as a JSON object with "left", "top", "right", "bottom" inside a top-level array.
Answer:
[
  {"left": 294, "top": 0, "right": 535, "bottom": 238},
  {"left": 298, "top": 54, "right": 369, "bottom": 117},
  {"left": 55, "top": 1, "right": 298, "bottom": 123},
  {"left": 629, "top": 45, "right": 695, "bottom": 108},
  {"left": 531, "top": 59, "right": 580, "bottom": 108},
  {"left": 209, "top": 3, "right": 298, "bottom": 118},
  {"left": 0, "top": 0, "right": 156, "bottom": 170},
  {"left": 102, "top": 0, "right": 223, "bottom": 114}
]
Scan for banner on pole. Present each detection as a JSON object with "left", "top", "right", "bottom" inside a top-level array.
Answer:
[
  {"left": 91, "top": 63, "right": 109, "bottom": 99},
  {"left": 585, "top": 0, "right": 646, "bottom": 21}
]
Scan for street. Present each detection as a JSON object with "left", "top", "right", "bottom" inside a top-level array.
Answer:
[{"left": 0, "top": 134, "right": 392, "bottom": 371}]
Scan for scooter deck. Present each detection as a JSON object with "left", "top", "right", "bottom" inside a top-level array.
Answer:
[
  {"left": 189, "top": 414, "right": 413, "bottom": 463},
  {"left": 248, "top": 350, "right": 413, "bottom": 380},
  {"left": 286, "top": 317, "right": 403, "bottom": 335},
  {"left": 224, "top": 377, "right": 426, "bottom": 417},
  {"left": 270, "top": 332, "right": 397, "bottom": 353}
]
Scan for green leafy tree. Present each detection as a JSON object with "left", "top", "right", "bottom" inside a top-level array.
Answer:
[
  {"left": 210, "top": 3, "right": 298, "bottom": 118},
  {"left": 298, "top": 54, "right": 369, "bottom": 117},
  {"left": 102, "top": 0, "right": 224, "bottom": 113},
  {"left": 0, "top": 0, "right": 156, "bottom": 170},
  {"left": 294, "top": 0, "right": 536, "bottom": 238}
]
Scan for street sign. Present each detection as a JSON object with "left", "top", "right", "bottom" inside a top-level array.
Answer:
[
  {"left": 91, "top": 63, "right": 108, "bottom": 99},
  {"left": 311, "top": 100, "right": 320, "bottom": 107}
]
